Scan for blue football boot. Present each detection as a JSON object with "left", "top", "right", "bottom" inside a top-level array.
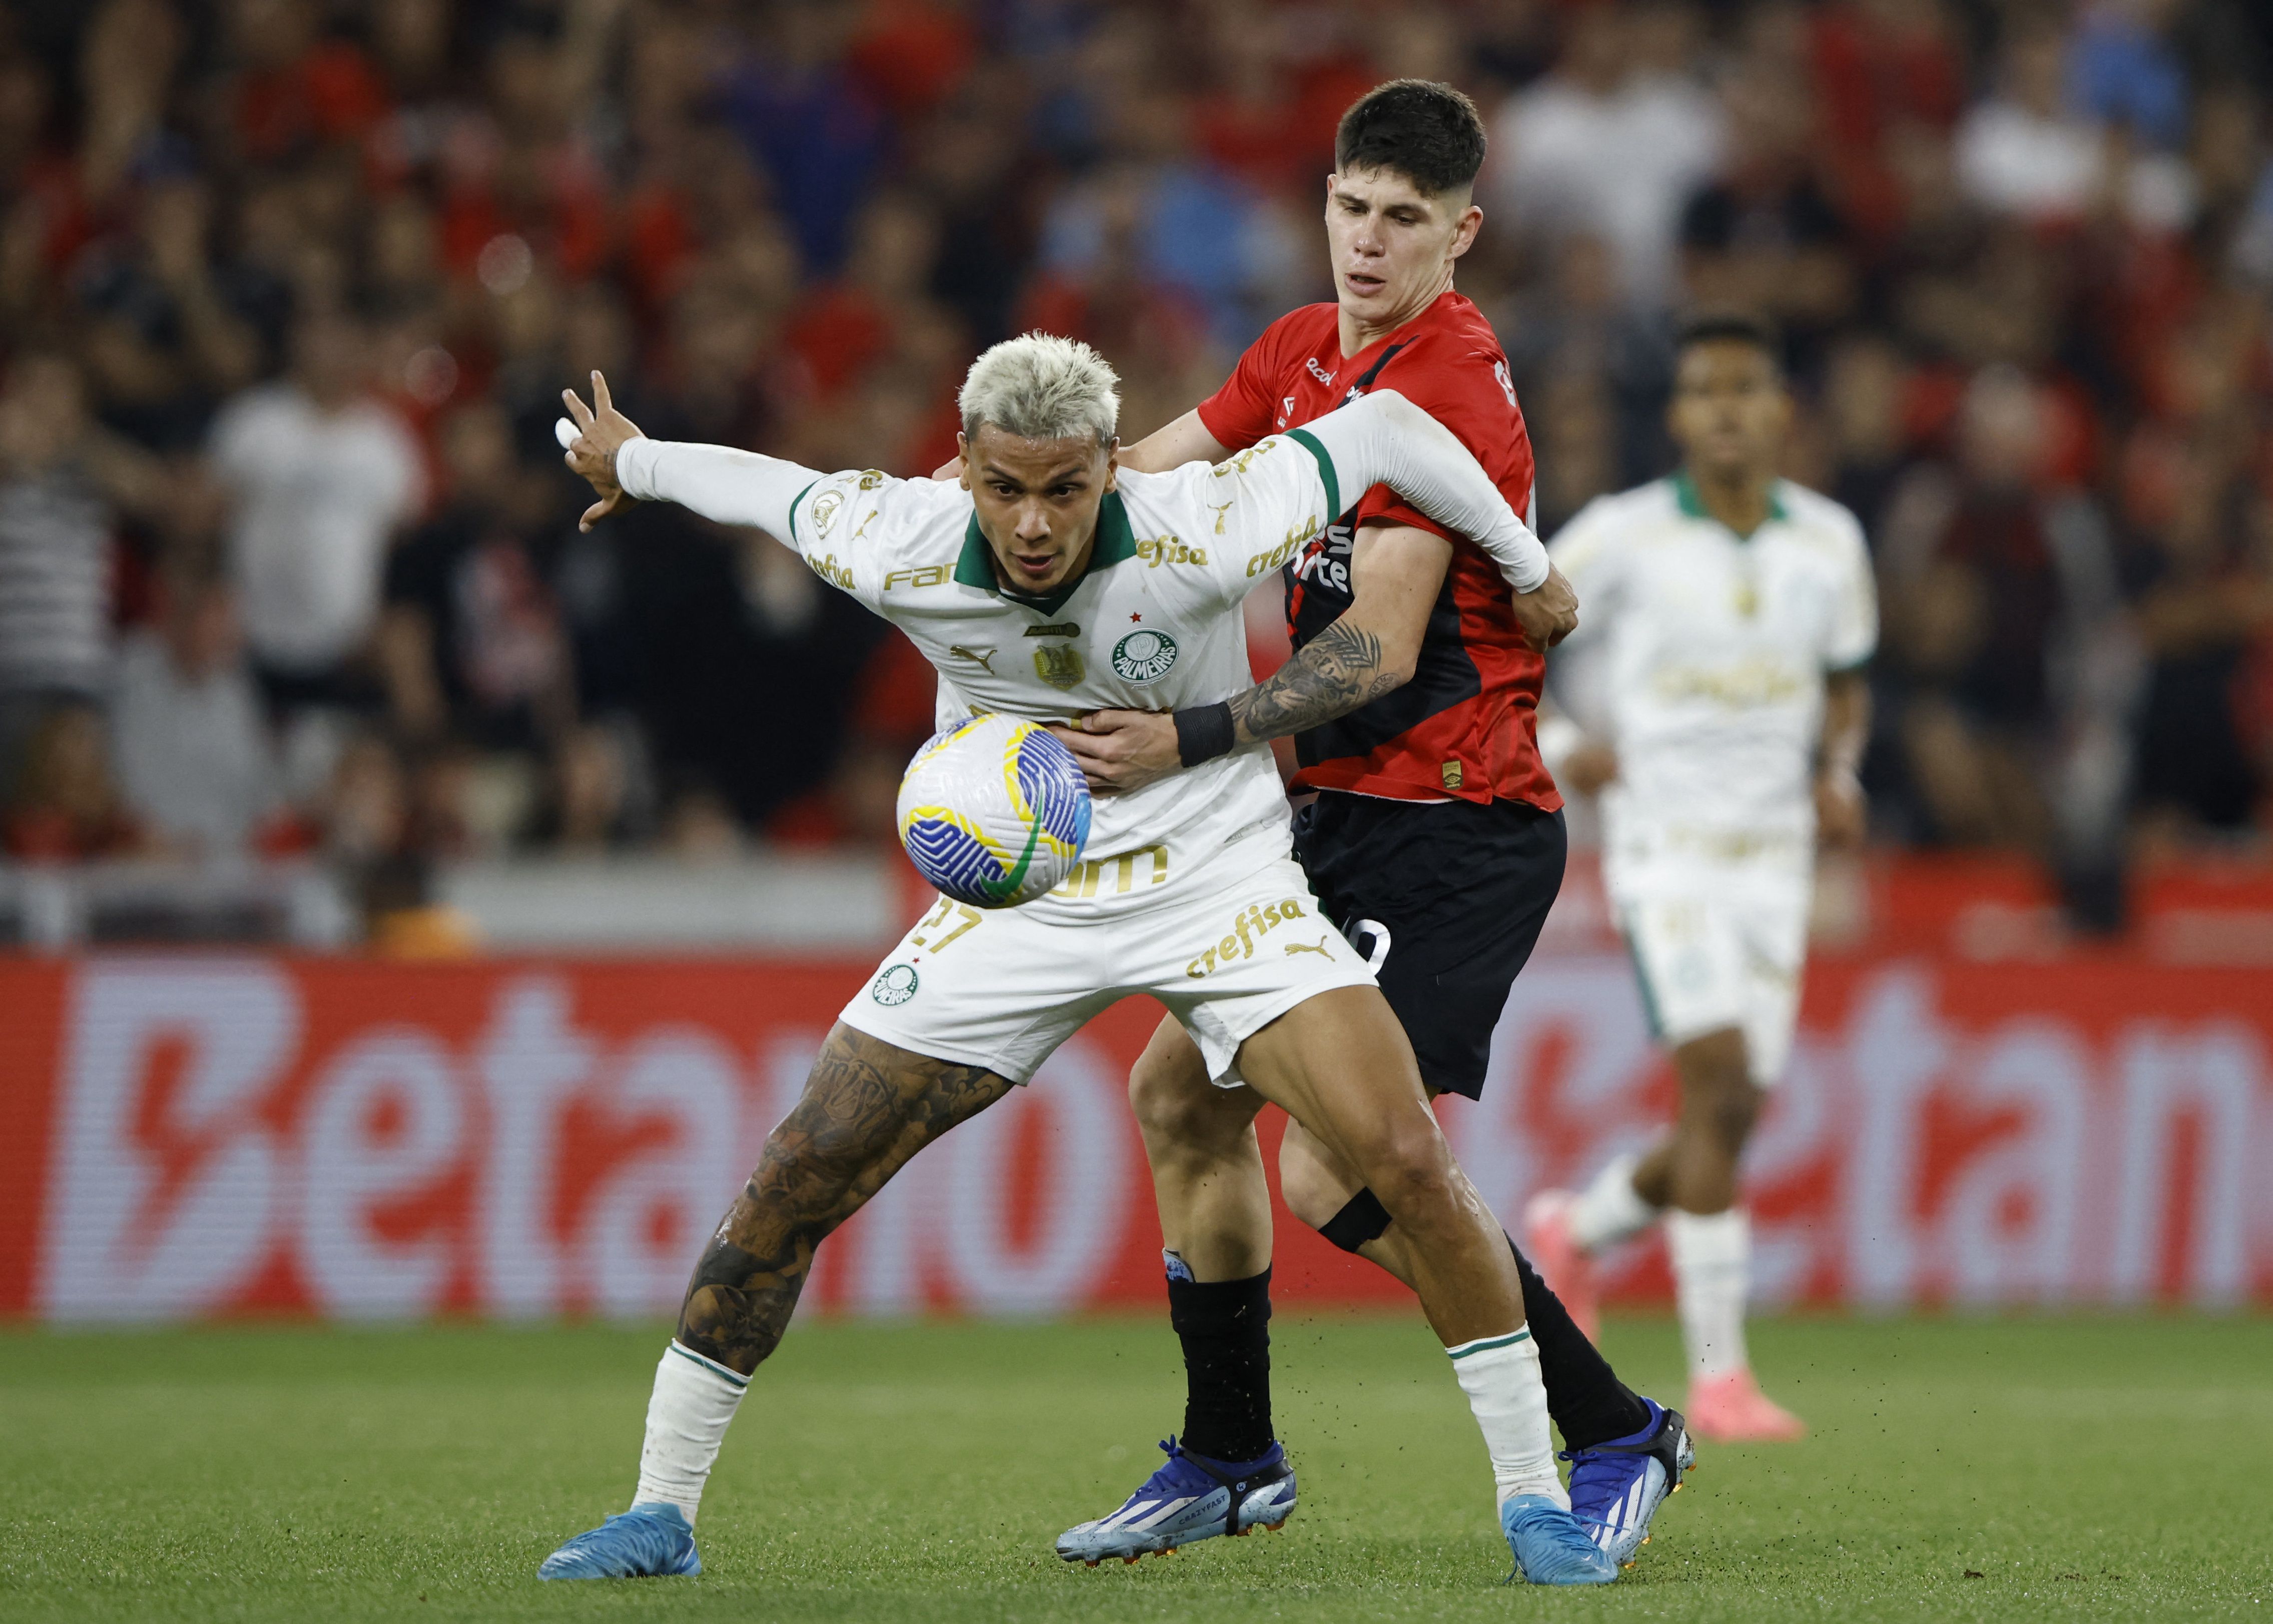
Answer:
[
  {"left": 1056, "top": 1437, "right": 1296, "bottom": 1565},
  {"left": 537, "top": 1502, "right": 702, "bottom": 1579},
  {"left": 1563, "top": 1397, "right": 1694, "bottom": 1566},
  {"left": 1501, "top": 1494, "right": 1619, "bottom": 1585}
]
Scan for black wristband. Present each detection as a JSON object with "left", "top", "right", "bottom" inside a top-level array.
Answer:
[{"left": 1174, "top": 702, "right": 1236, "bottom": 768}]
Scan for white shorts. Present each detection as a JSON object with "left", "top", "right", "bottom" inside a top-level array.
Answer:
[
  {"left": 1608, "top": 852, "right": 1811, "bottom": 1088},
  {"left": 840, "top": 832, "right": 1376, "bottom": 1086}
]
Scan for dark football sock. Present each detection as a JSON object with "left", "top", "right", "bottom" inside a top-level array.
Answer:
[
  {"left": 1165, "top": 1258, "right": 1275, "bottom": 1464},
  {"left": 1512, "top": 1233, "right": 1652, "bottom": 1448}
]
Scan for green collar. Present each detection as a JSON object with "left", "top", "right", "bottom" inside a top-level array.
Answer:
[
  {"left": 954, "top": 488, "right": 1139, "bottom": 616},
  {"left": 1672, "top": 470, "right": 1786, "bottom": 540}
]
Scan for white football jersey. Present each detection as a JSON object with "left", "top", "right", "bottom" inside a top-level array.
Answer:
[
  {"left": 774, "top": 439, "right": 1343, "bottom": 901},
  {"left": 1549, "top": 473, "right": 1877, "bottom": 851}
]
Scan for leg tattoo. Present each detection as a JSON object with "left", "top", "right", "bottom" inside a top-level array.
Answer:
[{"left": 676, "top": 1024, "right": 1012, "bottom": 1373}]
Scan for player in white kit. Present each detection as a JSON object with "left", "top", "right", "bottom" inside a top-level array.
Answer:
[
  {"left": 535, "top": 335, "right": 1618, "bottom": 1584},
  {"left": 1524, "top": 315, "right": 1876, "bottom": 1443}
]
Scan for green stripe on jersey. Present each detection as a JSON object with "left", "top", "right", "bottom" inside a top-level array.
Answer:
[
  {"left": 787, "top": 480, "right": 819, "bottom": 547},
  {"left": 1287, "top": 427, "right": 1340, "bottom": 521},
  {"left": 1447, "top": 1328, "right": 1533, "bottom": 1360}
]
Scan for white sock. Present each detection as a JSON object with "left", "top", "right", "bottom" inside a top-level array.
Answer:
[
  {"left": 1566, "top": 1151, "right": 1660, "bottom": 1253},
  {"left": 1667, "top": 1208, "right": 1751, "bottom": 1381},
  {"left": 631, "top": 1342, "right": 748, "bottom": 1524},
  {"left": 1448, "top": 1330, "right": 1566, "bottom": 1509}
]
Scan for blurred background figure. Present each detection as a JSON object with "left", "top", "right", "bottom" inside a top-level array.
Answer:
[
  {"left": 209, "top": 310, "right": 424, "bottom": 721},
  {"left": 0, "top": 351, "right": 171, "bottom": 801},
  {"left": 109, "top": 544, "right": 288, "bottom": 858},
  {"left": 3, "top": 700, "right": 152, "bottom": 861}
]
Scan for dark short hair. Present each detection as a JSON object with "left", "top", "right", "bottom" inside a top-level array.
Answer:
[
  {"left": 1334, "top": 79, "right": 1487, "bottom": 198},
  {"left": 1675, "top": 311, "right": 1783, "bottom": 366}
]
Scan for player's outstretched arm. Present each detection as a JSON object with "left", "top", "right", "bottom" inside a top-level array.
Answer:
[
  {"left": 1054, "top": 521, "right": 1451, "bottom": 794},
  {"left": 1115, "top": 407, "right": 1233, "bottom": 474},
  {"left": 559, "top": 370, "right": 825, "bottom": 542},
  {"left": 1300, "top": 388, "right": 1578, "bottom": 650},
  {"left": 1299, "top": 389, "right": 1562, "bottom": 608}
]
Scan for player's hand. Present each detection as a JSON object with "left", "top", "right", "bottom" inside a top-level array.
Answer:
[
  {"left": 1815, "top": 765, "right": 1866, "bottom": 848},
  {"left": 930, "top": 454, "right": 962, "bottom": 482},
  {"left": 560, "top": 371, "right": 644, "bottom": 531},
  {"left": 1510, "top": 563, "right": 1578, "bottom": 650},
  {"left": 1561, "top": 741, "right": 1619, "bottom": 796},
  {"left": 1047, "top": 709, "right": 1181, "bottom": 794}
]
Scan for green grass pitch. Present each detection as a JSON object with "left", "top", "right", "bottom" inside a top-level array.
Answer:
[{"left": 2, "top": 1313, "right": 2268, "bottom": 1622}]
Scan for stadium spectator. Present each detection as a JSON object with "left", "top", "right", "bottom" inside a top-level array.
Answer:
[
  {"left": 209, "top": 310, "right": 424, "bottom": 716},
  {"left": 3, "top": 702, "right": 152, "bottom": 861},
  {"left": 110, "top": 547, "right": 286, "bottom": 858},
  {"left": 1678, "top": 62, "right": 1857, "bottom": 365},
  {"left": 1878, "top": 366, "right": 2129, "bottom": 854},
  {"left": 1957, "top": 8, "right": 2196, "bottom": 233},
  {"left": 378, "top": 398, "right": 570, "bottom": 751},
  {"left": 1037, "top": 89, "right": 1275, "bottom": 350},
  {"left": 1487, "top": 0, "right": 1725, "bottom": 308},
  {"left": 2119, "top": 429, "right": 2273, "bottom": 840},
  {"left": 2068, "top": 0, "right": 2191, "bottom": 151},
  {"left": 1496, "top": 232, "right": 1676, "bottom": 494},
  {"left": 0, "top": 351, "right": 171, "bottom": 796},
  {"left": 1820, "top": 331, "right": 1917, "bottom": 541},
  {"left": 715, "top": 0, "right": 889, "bottom": 275},
  {"left": 76, "top": 178, "right": 269, "bottom": 452}
]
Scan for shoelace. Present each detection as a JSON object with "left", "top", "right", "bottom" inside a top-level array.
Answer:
[
  {"left": 1117, "top": 1437, "right": 1210, "bottom": 1503},
  {"left": 1561, "top": 1449, "right": 1645, "bottom": 1538},
  {"left": 1120, "top": 1436, "right": 1282, "bottom": 1540}
]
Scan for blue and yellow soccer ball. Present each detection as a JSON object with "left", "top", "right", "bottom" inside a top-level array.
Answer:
[{"left": 896, "top": 714, "right": 1092, "bottom": 907}]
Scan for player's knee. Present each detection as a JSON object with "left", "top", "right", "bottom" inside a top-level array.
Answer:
[
  {"left": 1707, "top": 1084, "right": 1761, "bottom": 1152},
  {"left": 1353, "top": 1111, "right": 1453, "bottom": 1223},
  {"left": 1678, "top": 1074, "right": 1759, "bottom": 1157},
  {"left": 1128, "top": 1055, "right": 1248, "bottom": 1161}
]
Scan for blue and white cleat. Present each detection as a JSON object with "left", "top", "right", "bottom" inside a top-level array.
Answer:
[
  {"left": 1563, "top": 1397, "right": 1694, "bottom": 1567},
  {"left": 1056, "top": 1437, "right": 1296, "bottom": 1565},
  {"left": 536, "top": 1502, "right": 702, "bottom": 1579},
  {"left": 1501, "top": 1494, "right": 1619, "bottom": 1585}
]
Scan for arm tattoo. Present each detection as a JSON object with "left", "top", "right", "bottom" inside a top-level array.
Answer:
[
  {"left": 676, "top": 1023, "right": 1012, "bottom": 1374},
  {"left": 1227, "top": 617, "right": 1405, "bottom": 746}
]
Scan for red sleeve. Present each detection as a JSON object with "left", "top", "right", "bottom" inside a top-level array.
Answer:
[
  {"left": 1197, "top": 312, "right": 1300, "bottom": 450},
  {"left": 1351, "top": 338, "right": 1537, "bottom": 540}
]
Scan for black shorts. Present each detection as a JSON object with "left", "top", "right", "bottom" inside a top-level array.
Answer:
[{"left": 1291, "top": 791, "right": 1567, "bottom": 1101}]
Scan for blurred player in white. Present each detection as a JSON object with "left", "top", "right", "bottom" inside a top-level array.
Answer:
[
  {"left": 535, "top": 334, "right": 1620, "bottom": 1586},
  {"left": 1525, "top": 314, "right": 1875, "bottom": 1443}
]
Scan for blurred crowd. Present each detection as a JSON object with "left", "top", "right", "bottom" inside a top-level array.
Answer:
[{"left": 3, "top": 0, "right": 2272, "bottom": 923}]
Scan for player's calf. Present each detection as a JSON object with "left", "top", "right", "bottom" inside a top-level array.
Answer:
[{"left": 538, "top": 1027, "right": 1013, "bottom": 1577}]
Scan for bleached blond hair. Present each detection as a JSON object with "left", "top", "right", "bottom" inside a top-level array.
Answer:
[{"left": 957, "top": 332, "right": 1119, "bottom": 448}]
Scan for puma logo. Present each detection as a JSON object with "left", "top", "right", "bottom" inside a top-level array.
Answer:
[
  {"left": 947, "top": 645, "right": 995, "bottom": 672},
  {"left": 1284, "top": 936, "right": 1333, "bottom": 958},
  {"left": 1185, "top": 898, "right": 1309, "bottom": 978}
]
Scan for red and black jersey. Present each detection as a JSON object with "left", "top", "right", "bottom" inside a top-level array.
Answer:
[{"left": 1198, "top": 290, "right": 1561, "bottom": 812}]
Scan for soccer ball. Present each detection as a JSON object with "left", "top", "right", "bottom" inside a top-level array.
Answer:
[{"left": 896, "top": 714, "right": 1092, "bottom": 907}]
